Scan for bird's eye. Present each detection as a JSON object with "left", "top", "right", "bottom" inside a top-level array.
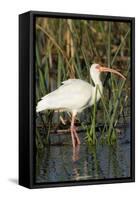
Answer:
[{"left": 95, "top": 65, "right": 100, "bottom": 70}]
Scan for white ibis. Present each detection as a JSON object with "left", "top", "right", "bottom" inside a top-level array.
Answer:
[{"left": 36, "top": 64, "right": 126, "bottom": 148}]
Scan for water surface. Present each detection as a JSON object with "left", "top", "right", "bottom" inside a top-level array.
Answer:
[{"left": 35, "top": 124, "right": 130, "bottom": 183}]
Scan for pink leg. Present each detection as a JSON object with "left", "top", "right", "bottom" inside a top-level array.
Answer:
[
  {"left": 70, "top": 114, "right": 81, "bottom": 147},
  {"left": 71, "top": 127, "right": 76, "bottom": 148},
  {"left": 73, "top": 127, "right": 81, "bottom": 145}
]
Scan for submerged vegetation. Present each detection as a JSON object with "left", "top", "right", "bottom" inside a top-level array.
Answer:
[{"left": 35, "top": 17, "right": 131, "bottom": 149}]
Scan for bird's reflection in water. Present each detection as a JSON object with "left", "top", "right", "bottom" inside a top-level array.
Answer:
[
  {"left": 72, "top": 145, "right": 80, "bottom": 161},
  {"left": 72, "top": 145, "right": 81, "bottom": 180},
  {"left": 35, "top": 127, "right": 130, "bottom": 183}
]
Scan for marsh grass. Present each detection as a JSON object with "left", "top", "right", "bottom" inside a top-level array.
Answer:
[{"left": 35, "top": 18, "right": 130, "bottom": 148}]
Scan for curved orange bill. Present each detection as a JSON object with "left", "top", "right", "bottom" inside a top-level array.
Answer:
[{"left": 96, "top": 65, "right": 126, "bottom": 80}]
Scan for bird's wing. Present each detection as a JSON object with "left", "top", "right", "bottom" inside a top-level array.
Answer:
[
  {"left": 37, "top": 79, "right": 92, "bottom": 112},
  {"left": 61, "top": 79, "right": 78, "bottom": 85},
  {"left": 41, "top": 79, "right": 80, "bottom": 100}
]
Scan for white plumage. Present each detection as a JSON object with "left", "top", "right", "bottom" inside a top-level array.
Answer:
[
  {"left": 36, "top": 63, "right": 125, "bottom": 147},
  {"left": 37, "top": 79, "right": 100, "bottom": 113}
]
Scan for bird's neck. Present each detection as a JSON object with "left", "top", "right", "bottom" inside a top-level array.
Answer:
[
  {"left": 91, "top": 73, "right": 102, "bottom": 87},
  {"left": 91, "top": 74, "right": 103, "bottom": 102}
]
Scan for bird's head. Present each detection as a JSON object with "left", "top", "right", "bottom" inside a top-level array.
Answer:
[{"left": 90, "top": 63, "right": 126, "bottom": 80}]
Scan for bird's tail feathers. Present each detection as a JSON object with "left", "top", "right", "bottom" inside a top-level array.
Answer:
[
  {"left": 36, "top": 98, "right": 62, "bottom": 112},
  {"left": 36, "top": 99, "right": 50, "bottom": 112}
]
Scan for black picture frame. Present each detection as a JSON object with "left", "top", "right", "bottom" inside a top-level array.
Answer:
[{"left": 19, "top": 10, "right": 135, "bottom": 189}]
